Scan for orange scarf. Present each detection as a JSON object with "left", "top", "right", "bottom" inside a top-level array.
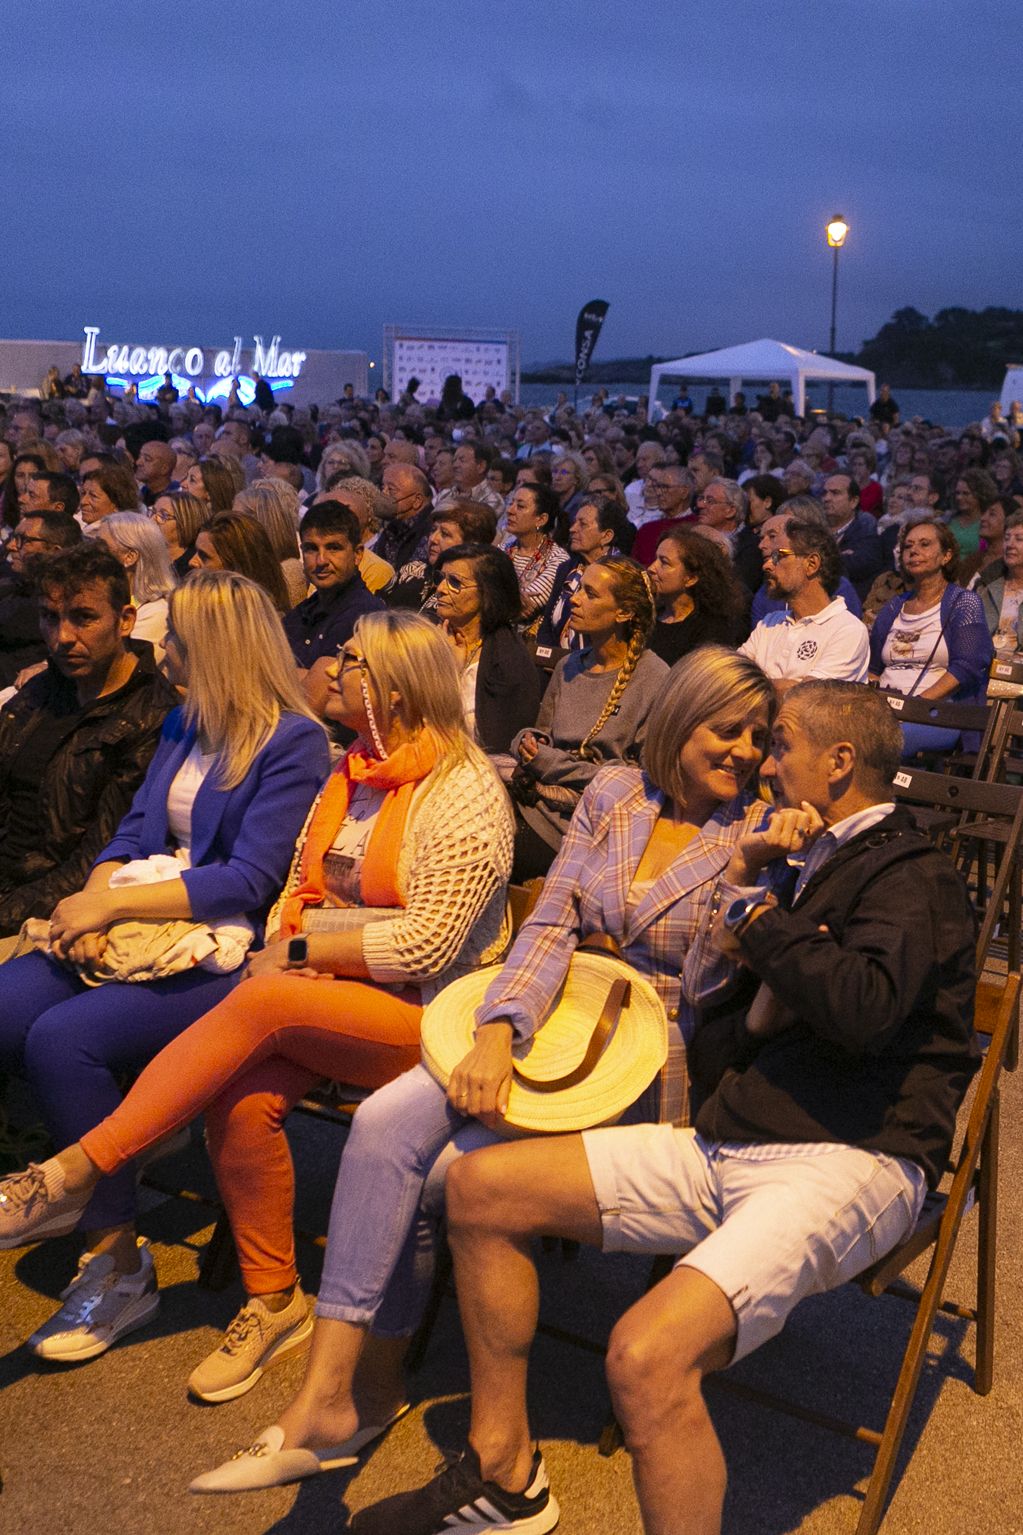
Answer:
[{"left": 278, "top": 731, "right": 441, "bottom": 937}]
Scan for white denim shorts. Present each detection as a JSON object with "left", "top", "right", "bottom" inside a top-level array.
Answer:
[{"left": 582, "top": 1123, "right": 927, "bottom": 1363}]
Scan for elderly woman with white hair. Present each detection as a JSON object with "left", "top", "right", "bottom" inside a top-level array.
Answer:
[{"left": 92, "top": 511, "right": 177, "bottom": 666}]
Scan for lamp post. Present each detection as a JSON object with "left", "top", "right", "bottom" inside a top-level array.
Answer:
[{"left": 825, "top": 215, "right": 849, "bottom": 414}]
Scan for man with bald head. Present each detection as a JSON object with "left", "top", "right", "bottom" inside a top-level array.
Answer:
[
  {"left": 134, "top": 440, "right": 179, "bottom": 506},
  {"left": 377, "top": 462, "right": 433, "bottom": 576}
]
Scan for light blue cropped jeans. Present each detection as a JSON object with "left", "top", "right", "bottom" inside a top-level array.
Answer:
[{"left": 315, "top": 1064, "right": 501, "bottom": 1335}]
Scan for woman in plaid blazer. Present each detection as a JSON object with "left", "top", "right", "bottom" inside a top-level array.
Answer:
[{"left": 189, "top": 646, "right": 778, "bottom": 1495}]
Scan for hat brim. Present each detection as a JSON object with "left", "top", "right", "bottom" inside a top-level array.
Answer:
[{"left": 420, "top": 953, "right": 668, "bottom": 1134}]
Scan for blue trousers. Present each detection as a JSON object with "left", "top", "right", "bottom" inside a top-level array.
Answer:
[
  {"left": 900, "top": 722, "right": 961, "bottom": 760},
  {"left": 0, "top": 952, "right": 239, "bottom": 1229}
]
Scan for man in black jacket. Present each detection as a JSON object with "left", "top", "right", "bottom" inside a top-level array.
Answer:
[
  {"left": 0, "top": 544, "right": 177, "bottom": 940},
  {"left": 352, "top": 682, "right": 979, "bottom": 1535}
]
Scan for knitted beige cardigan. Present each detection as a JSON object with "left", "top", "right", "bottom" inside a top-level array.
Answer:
[{"left": 268, "top": 752, "right": 514, "bottom": 1004}]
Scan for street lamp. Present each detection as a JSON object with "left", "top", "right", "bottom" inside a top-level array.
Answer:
[{"left": 825, "top": 215, "right": 849, "bottom": 412}]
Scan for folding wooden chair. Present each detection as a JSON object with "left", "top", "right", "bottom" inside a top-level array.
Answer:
[{"left": 880, "top": 691, "right": 999, "bottom": 779}]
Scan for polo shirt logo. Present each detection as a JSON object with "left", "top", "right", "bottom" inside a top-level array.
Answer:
[{"left": 796, "top": 639, "right": 819, "bottom": 660}]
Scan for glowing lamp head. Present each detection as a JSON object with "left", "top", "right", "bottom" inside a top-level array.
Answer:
[{"left": 826, "top": 216, "right": 849, "bottom": 249}]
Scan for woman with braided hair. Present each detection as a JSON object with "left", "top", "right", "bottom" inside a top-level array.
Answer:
[{"left": 508, "top": 555, "right": 669, "bottom": 879}]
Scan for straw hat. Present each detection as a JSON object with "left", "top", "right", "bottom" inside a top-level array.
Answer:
[{"left": 420, "top": 951, "right": 668, "bottom": 1135}]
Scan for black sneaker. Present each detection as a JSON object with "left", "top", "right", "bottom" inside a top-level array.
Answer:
[{"left": 351, "top": 1444, "right": 559, "bottom": 1534}]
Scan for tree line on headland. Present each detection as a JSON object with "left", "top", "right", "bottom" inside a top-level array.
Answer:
[{"left": 522, "top": 307, "right": 1023, "bottom": 390}]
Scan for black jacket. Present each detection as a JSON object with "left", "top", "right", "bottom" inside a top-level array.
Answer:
[
  {"left": 0, "top": 648, "right": 178, "bottom": 934},
  {"left": 0, "top": 575, "right": 48, "bottom": 688},
  {"left": 475, "top": 626, "right": 543, "bottom": 754},
  {"left": 693, "top": 809, "right": 979, "bottom": 1188}
]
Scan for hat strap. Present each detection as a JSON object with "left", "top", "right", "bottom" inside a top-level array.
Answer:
[{"left": 513, "top": 977, "right": 631, "bottom": 1093}]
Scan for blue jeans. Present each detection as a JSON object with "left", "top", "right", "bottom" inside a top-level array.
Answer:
[
  {"left": 900, "top": 722, "right": 961, "bottom": 759},
  {"left": 0, "top": 952, "right": 239, "bottom": 1229},
  {"left": 316, "top": 1064, "right": 500, "bottom": 1335}
]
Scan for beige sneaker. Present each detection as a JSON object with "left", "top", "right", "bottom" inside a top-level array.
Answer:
[{"left": 188, "top": 1287, "right": 313, "bottom": 1403}]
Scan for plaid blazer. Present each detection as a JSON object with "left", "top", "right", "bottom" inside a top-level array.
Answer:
[{"left": 477, "top": 765, "right": 769, "bottom": 1125}]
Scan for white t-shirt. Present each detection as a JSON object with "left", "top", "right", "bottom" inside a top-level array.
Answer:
[
  {"left": 879, "top": 599, "right": 948, "bottom": 695},
  {"left": 322, "top": 780, "right": 387, "bottom": 906},
  {"left": 166, "top": 742, "right": 218, "bottom": 851},
  {"left": 738, "top": 597, "right": 870, "bottom": 683},
  {"left": 460, "top": 657, "right": 480, "bottom": 742}
]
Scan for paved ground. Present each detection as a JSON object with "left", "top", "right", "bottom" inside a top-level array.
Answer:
[{"left": 1, "top": 1062, "right": 1021, "bottom": 1535}]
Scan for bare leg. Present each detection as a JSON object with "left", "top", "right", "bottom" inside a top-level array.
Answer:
[
  {"left": 275, "top": 1320, "right": 409, "bottom": 1449},
  {"left": 445, "top": 1135, "right": 604, "bottom": 1494},
  {"left": 83, "top": 1223, "right": 141, "bottom": 1273},
  {"left": 606, "top": 1268, "right": 736, "bottom": 1535}
]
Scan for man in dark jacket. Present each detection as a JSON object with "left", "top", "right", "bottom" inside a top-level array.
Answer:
[
  {"left": 0, "top": 511, "right": 82, "bottom": 688},
  {"left": 352, "top": 682, "right": 979, "bottom": 1535},
  {"left": 0, "top": 544, "right": 177, "bottom": 939}
]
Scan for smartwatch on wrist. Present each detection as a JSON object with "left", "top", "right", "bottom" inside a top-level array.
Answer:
[
  {"left": 722, "top": 894, "right": 767, "bottom": 937},
  {"left": 287, "top": 936, "right": 309, "bottom": 968}
]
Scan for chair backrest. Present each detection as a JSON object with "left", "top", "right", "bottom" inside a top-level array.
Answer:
[
  {"left": 881, "top": 692, "right": 991, "bottom": 736},
  {"left": 891, "top": 766, "right": 1023, "bottom": 966}
]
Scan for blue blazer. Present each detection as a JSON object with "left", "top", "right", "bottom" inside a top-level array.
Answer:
[{"left": 97, "top": 708, "right": 330, "bottom": 925}]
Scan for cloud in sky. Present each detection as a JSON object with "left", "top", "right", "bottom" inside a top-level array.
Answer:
[{"left": 5, "top": 0, "right": 1014, "bottom": 365}]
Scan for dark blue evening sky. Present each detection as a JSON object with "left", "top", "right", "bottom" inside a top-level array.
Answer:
[{"left": 5, "top": 1, "right": 1014, "bottom": 367}]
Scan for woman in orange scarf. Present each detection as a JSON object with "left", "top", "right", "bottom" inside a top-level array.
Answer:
[{"left": 5, "top": 610, "right": 513, "bottom": 1397}]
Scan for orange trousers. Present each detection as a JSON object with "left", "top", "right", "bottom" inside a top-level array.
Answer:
[{"left": 80, "top": 973, "right": 422, "bottom": 1293}]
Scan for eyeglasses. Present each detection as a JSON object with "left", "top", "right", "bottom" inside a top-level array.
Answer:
[
  {"left": 151, "top": 509, "right": 176, "bottom": 524},
  {"left": 337, "top": 647, "right": 368, "bottom": 673},
  {"left": 764, "top": 548, "right": 796, "bottom": 566},
  {"left": 435, "top": 570, "right": 478, "bottom": 594},
  {"left": 10, "top": 533, "right": 57, "bottom": 549}
]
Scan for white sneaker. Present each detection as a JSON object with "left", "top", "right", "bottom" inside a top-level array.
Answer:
[{"left": 29, "top": 1238, "right": 160, "bottom": 1362}]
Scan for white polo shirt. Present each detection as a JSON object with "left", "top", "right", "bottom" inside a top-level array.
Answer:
[{"left": 739, "top": 596, "right": 870, "bottom": 683}]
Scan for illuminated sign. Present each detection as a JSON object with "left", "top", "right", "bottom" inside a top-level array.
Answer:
[{"left": 80, "top": 326, "right": 307, "bottom": 382}]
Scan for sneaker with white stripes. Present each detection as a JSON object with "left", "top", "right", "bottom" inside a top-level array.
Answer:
[{"left": 351, "top": 1444, "right": 559, "bottom": 1534}]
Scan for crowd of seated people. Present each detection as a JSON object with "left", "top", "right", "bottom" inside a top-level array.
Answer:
[{"left": 0, "top": 373, "right": 1015, "bottom": 1532}]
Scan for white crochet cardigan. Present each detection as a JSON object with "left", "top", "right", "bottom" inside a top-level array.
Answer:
[{"left": 268, "top": 753, "right": 514, "bottom": 1004}]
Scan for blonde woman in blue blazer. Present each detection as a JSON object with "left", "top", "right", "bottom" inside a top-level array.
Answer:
[{"left": 0, "top": 571, "right": 328, "bottom": 1362}]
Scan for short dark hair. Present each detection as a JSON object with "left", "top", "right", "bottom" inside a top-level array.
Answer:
[
  {"left": 299, "top": 499, "right": 361, "bottom": 547},
  {"left": 436, "top": 542, "right": 521, "bottom": 633},
  {"left": 430, "top": 498, "right": 497, "bottom": 546},
  {"left": 744, "top": 473, "right": 788, "bottom": 515},
  {"left": 456, "top": 440, "right": 493, "bottom": 470},
  {"left": 786, "top": 679, "right": 903, "bottom": 791},
  {"left": 29, "top": 471, "right": 80, "bottom": 517},
  {"left": 580, "top": 492, "right": 635, "bottom": 555},
  {"left": 519, "top": 481, "right": 561, "bottom": 536},
  {"left": 37, "top": 542, "right": 131, "bottom": 611},
  {"left": 82, "top": 461, "right": 140, "bottom": 511},
  {"left": 488, "top": 456, "right": 517, "bottom": 493},
  {"left": 785, "top": 517, "right": 842, "bottom": 596},
  {"left": 898, "top": 516, "right": 961, "bottom": 584},
  {"left": 23, "top": 509, "right": 83, "bottom": 548}
]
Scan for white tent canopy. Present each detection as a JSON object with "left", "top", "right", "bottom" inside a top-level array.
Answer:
[{"left": 648, "top": 338, "right": 876, "bottom": 418}]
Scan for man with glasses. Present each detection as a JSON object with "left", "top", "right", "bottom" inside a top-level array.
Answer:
[
  {"left": 632, "top": 465, "right": 697, "bottom": 565},
  {"left": 0, "top": 511, "right": 83, "bottom": 689},
  {"left": 739, "top": 516, "right": 869, "bottom": 694},
  {"left": 696, "top": 477, "right": 763, "bottom": 593}
]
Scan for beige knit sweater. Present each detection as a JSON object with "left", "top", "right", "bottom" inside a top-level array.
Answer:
[{"left": 268, "top": 753, "right": 514, "bottom": 1004}]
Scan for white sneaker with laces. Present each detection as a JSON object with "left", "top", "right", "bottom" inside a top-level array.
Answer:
[{"left": 29, "top": 1238, "right": 160, "bottom": 1362}]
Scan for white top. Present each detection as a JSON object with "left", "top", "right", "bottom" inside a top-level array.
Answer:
[
  {"left": 166, "top": 742, "right": 218, "bottom": 851},
  {"left": 132, "top": 597, "right": 169, "bottom": 668},
  {"left": 460, "top": 657, "right": 480, "bottom": 742},
  {"left": 738, "top": 597, "right": 870, "bottom": 683},
  {"left": 879, "top": 598, "right": 947, "bottom": 694},
  {"left": 323, "top": 780, "right": 387, "bottom": 906}
]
